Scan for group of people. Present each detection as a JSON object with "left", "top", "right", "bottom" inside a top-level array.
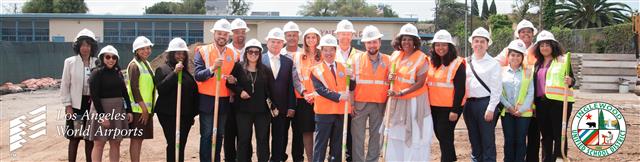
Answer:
[{"left": 60, "top": 18, "right": 575, "bottom": 162}]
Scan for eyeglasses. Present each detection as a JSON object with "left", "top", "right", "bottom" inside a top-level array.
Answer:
[
  {"left": 247, "top": 50, "right": 261, "bottom": 56},
  {"left": 104, "top": 55, "right": 118, "bottom": 60}
]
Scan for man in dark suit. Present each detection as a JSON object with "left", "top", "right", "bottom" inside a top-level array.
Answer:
[{"left": 262, "top": 27, "right": 296, "bottom": 162}]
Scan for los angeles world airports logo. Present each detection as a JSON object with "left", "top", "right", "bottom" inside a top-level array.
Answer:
[{"left": 571, "top": 102, "right": 627, "bottom": 157}]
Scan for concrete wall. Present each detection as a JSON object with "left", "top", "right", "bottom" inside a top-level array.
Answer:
[{"left": 49, "top": 19, "right": 103, "bottom": 42}]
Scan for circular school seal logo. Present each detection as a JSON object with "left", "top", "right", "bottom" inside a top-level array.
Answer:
[{"left": 571, "top": 102, "right": 627, "bottom": 157}]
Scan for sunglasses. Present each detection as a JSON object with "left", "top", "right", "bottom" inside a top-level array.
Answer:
[
  {"left": 104, "top": 55, "right": 118, "bottom": 60},
  {"left": 246, "top": 50, "right": 261, "bottom": 56}
]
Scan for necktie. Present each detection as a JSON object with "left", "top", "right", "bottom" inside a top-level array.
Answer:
[
  {"left": 330, "top": 64, "right": 337, "bottom": 84},
  {"left": 271, "top": 56, "right": 280, "bottom": 79}
]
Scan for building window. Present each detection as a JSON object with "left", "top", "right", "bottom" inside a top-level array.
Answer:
[
  {"left": 103, "top": 20, "right": 203, "bottom": 45},
  {"left": 0, "top": 19, "right": 49, "bottom": 42}
]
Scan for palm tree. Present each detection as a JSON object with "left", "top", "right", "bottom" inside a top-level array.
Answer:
[{"left": 556, "top": 0, "right": 632, "bottom": 29}]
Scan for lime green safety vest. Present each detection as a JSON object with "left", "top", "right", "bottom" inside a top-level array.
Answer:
[
  {"left": 127, "top": 59, "right": 155, "bottom": 114},
  {"left": 501, "top": 65, "right": 535, "bottom": 117},
  {"left": 544, "top": 56, "right": 574, "bottom": 102}
]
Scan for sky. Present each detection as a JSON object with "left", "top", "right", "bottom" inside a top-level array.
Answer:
[{"left": 1, "top": 0, "right": 638, "bottom": 21}]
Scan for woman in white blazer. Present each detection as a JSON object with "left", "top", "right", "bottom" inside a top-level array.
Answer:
[{"left": 60, "top": 28, "right": 99, "bottom": 162}]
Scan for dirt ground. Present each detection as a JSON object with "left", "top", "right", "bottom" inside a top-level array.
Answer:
[{"left": 0, "top": 88, "right": 638, "bottom": 161}]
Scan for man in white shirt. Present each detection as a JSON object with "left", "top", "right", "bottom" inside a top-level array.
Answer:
[
  {"left": 282, "top": 21, "right": 302, "bottom": 60},
  {"left": 227, "top": 18, "right": 250, "bottom": 62},
  {"left": 334, "top": 19, "right": 362, "bottom": 68},
  {"left": 464, "top": 27, "right": 503, "bottom": 162}
]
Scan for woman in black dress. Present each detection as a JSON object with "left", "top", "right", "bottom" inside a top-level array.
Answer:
[{"left": 226, "top": 39, "right": 274, "bottom": 162}]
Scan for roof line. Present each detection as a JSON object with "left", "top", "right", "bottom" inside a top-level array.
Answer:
[{"left": 0, "top": 13, "right": 417, "bottom": 23}]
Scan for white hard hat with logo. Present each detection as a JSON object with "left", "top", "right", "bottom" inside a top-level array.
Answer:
[
  {"left": 514, "top": 19, "right": 538, "bottom": 38},
  {"left": 507, "top": 39, "right": 527, "bottom": 54},
  {"left": 360, "top": 25, "right": 383, "bottom": 42},
  {"left": 210, "top": 19, "right": 232, "bottom": 33},
  {"left": 468, "top": 27, "right": 493, "bottom": 46},
  {"left": 244, "top": 39, "right": 263, "bottom": 52},
  {"left": 317, "top": 34, "right": 339, "bottom": 49},
  {"left": 335, "top": 19, "right": 356, "bottom": 33},
  {"left": 75, "top": 28, "right": 96, "bottom": 41},
  {"left": 397, "top": 23, "right": 419, "bottom": 38},
  {"left": 166, "top": 37, "right": 189, "bottom": 52},
  {"left": 431, "top": 30, "right": 455, "bottom": 46},
  {"left": 535, "top": 30, "right": 557, "bottom": 44},
  {"left": 283, "top": 21, "right": 300, "bottom": 33},
  {"left": 132, "top": 36, "right": 154, "bottom": 53},
  {"left": 98, "top": 45, "right": 119, "bottom": 58},
  {"left": 303, "top": 28, "right": 321, "bottom": 37},
  {"left": 230, "top": 18, "right": 250, "bottom": 31},
  {"left": 265, "top": 27, "right": 286, "bottom": 42}
]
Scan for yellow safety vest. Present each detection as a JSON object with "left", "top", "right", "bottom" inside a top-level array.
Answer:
[
  {"left": 500, "top": 65, "right": 534, "bottom": 117},
  {"left": 544, "top": 56, "right": 575, "bottom": 102},
  {"left": 127, "top": 59, "right": 156, "bottom": 113}
]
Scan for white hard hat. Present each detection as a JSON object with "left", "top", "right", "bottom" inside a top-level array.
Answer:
[
  {"left": 514, "top": 19, "right": 538, "bottom": 38},
  {"left": 397, "top": 23, "right": 419, "bottom": 38},
  {"left": 360, "top": 25, "right": 383, "bottom": 42},
  {"left": 132, "top": 36, "right": 154, "bottom": 53},
  {"left": 244, "top": 39, "right": 263, "bottom": 52},
  {"left": 75, "top": 28, "right": 96, "bottom": 41},
  {"left": 468, "top": 27, "right": 493, "bottom": 46},
  {"left": 507, "top": 39, "right": 527, "bottom": 54},
  {"left": 283, "top": 21, "right": 300, "bottom": 33},
  {"left": 303, "top": 27, "right": 321, "bottom": 37},
  {"left": 535, "top": 30, "right": 557, "bottom": 44},
  {"left": 166, "top": 37, "right": 189, "bottom": 52},
  {"left": 210, "top": 19, "right": 232, "bottom": 33},
  {"left": 431, "top": 30, "right": 455, "bottom": 46},
  {"left": 230, "top": 18, "right": 250, "bottom": 31},
  {"left": 317, "top": 34, "right": 339, "bottom": 49},
  {"left": 98, "top": 45, "right": 119, "bottom": 58},
  {"left": 334, "top": 19, "right": 356, "bottom": 33},
  {"left": 265, "top": 27, "right": 286, "bottom": 42}
]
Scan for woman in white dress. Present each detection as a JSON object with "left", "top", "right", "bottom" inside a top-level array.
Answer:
[{"left": 384, "top": 23, "right": 433, "bottom": 161}]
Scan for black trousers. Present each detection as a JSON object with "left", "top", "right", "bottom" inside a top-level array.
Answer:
[
  {"left": 432, "top": 107, "right": 460, "bottom": 162},
  {"left": 236, "top": 111, "right": 271, "bottom": 162},
  {"left": 328, "top": 115, "right": 352, "bottom": 161},
  {"left": 535, "top": 97, "right": 572, "bottom": 162},
  {"left": 271, "top": 113, "right": 292, "bottom": 162},
  {"left": 224, "top": 108, "right": 240, "bottom": 162},
  {"left": 526, "top": 116, "right": 540, "bottom": 162},
  {"left": 157, "top": 113, "right": 195, "bottom": 162}
]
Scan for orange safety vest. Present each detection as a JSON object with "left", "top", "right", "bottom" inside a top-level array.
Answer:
[
  {"left": 390, "top": 50, "right": 429, "bottom": 99},
  {"left": 312, "top": 62, "right": 351, "bottom": 114},
  {"left": 293, "top": 51, "right": 320, "bottom": 98},
  {"left": 195, "top": 44, "right": 236, "bottom": 97},
  {"left": 353, "top": 52, "right": 390, "bottom": 103},
  {"left": 426, "top": 57, "right": 467, "bottom": 107}
]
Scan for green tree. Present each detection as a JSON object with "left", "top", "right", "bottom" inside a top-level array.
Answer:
[
  {"left": 180, "top": 0, "right": 205, "bottom": 14},
  {"left": 481, "top": 0, "right": 489, "bottom": 19},
  {"left": 378, "top": 4, "right": 398, "bottom": 17},
  {"left": 471, "top": 0, "right": 480, "bottom": 16},
  {"left": 542, "top": 0, "right": 556, "bottom": 29},
  {"left": 145, "top": 2, "right": 181, "bottom": 14},
  {"left": 489, "top": 0, "right": 497, "bottom": 15},
  {"left": 434, "top": 0, "right": 467, "bottom": 32},
  {"left": 229, "top": 0, "right": 251, "bottom": 16},
  {"left": 555, "top": 0, "right": 632, "bottom": 29},
  {"left": 23, "top": 0, "right": 88, "bottom": 13},
  {"left": 512, "top": 0, "right": 539, "bottom": 22},
  {"left": 488, "top": 14, "right": 512, "bottom": 30},
  {"left": 298, "top": 0, "right": 333, "bottom": 16},
  {"left": 599, "top": 109, "right": 605, "bottom": 129}
]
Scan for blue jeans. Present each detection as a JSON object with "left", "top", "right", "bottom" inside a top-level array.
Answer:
[
  {"left": 199, "top": 95, "right": 230, "bottom": 162},
  {"left": 463, "top": 97, "right": 499, "bottom": 162},
  {"left": 501, "top": 114, "right": 531, "bottom": 162},
  {"left": 313, "top": 114, "right": 344, "bottom": 162}
]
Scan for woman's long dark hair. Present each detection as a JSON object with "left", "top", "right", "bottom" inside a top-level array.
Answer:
[
  {"left": 73, "top": 36, "right": 98, "bottom": 57},
  {"left": 533, "top": 40, "right": 565, "bottom": 67},
  {"left": 165, "top": 51, "right": 189, "bottom": 71},
  {"left": 391, "top": 35, "right": 421, "bottom": 51},
  {"left": 303, "top": 33, "right": 321, "bottom": 62},
  {"left": 240, "top": 46, "right": 269, "bottom": 81},
  {"left": 430, "top": 43, "right": 458, "bottom": 68}
]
